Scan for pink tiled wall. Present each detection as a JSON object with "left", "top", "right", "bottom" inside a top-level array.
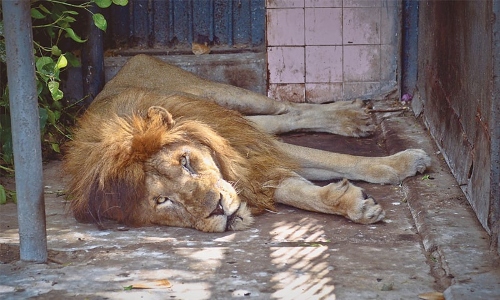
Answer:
[{"left": 266, "top": 0, "right": 399, "bottom": 103}]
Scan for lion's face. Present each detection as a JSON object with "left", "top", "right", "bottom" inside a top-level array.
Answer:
[{"left": 142, "top": 142, "right": 254, "bottom": 232}]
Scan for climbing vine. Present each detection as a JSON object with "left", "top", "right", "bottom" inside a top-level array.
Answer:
[{"left": 0, "top": 0, "right": 128, "bottom": 204}]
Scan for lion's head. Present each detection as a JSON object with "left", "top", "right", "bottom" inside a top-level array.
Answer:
[
  {"left": 66, "top": 104, "right": 255, "bottom": 232},
  {"left": 65, "top": 89, "right": 295, "bottom": 232},
  {"left": 141, "top": 131, "right": 253, "bottom": 232}
]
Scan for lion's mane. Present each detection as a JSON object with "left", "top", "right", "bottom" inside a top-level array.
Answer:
[{"left": 65, "top": 88, "right": 297, "bottom": 225}]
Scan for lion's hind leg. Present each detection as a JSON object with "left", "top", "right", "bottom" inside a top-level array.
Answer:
[
  {"left": 274, "top": 175, "right": 385, "bottom": 224},
  {"left": 245, "top": 100, "right": 376, "bottom": 136},
  {"left": 276, "top": 142, "right": 431, "bottom": 184}
]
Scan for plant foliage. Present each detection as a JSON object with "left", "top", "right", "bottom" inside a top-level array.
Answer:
[{"left": 0, "top": 0, "right": 128, "bottom": 203}]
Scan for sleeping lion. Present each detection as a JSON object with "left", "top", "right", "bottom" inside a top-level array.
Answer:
[{"left": 65, "top": 54, "right": 431, "bottom": 232}]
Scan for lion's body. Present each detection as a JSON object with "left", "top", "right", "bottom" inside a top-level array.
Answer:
[
  {"left": 65, "top": 54, "right": 431, "bottom": 232},
  {"left": 66, "top": 89, "right": 297, "bottom": 230}
]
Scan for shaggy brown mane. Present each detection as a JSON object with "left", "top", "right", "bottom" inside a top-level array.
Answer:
[{"left": 65, "top": 88, "right": 297, "bottom": 226}]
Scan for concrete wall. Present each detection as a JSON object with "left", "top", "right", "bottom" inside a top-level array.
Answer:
[{"left": 414, "top": 0, "right": 500, "bottom": 250}]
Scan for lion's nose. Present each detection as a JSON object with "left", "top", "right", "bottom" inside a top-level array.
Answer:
[{"left": 207, "top": 194, "right": 225, "bottom": 218}]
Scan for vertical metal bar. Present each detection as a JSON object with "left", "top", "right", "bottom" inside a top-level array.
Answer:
[
  {"left": 491, "top": 0, "right": 500, "bottom": 254},
  {"left": 153, "top": 0, "right": 168, "bottom": 46},
  {"left": 129, "top": 0, "right": 135, "bottom": 43},
  {"left": 227, "top": 0, "right": 233, "bottom": 46},
  {"left": 401, "top": 0, "right": 419, "bottom": 95},
  {"left": 147, "top": 0, "right": 154, "bottom": 47},
  {"left": 188, "top": 0, "right": 194, "bottom": 44},
  {"left": 81, "top": 3, "right": 105, "bottom": 107},
  {"left": 109, "top": 3, "right": 129, "bottom": 47},
  {"left": 131, "top": 0, "right": 149, "bottom": 47},
  {"left": 2, "top": 0, "right": 47, "bottom": 263},
  {"left": 209, "top": 0, "right": 215, "bottom": 42},
  {"left": 169, "top": 0, "right": 175, "bottom": 43},
  {"left": 250, "top": 0, "right": 265, "bottom": 46}
]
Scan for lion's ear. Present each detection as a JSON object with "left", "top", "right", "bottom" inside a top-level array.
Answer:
[
  {"left": 147, "top": 106, "right": 174, "bottom": 128},
  {"left": 129, "top": 106, "right": 174, "bottom": 162}
]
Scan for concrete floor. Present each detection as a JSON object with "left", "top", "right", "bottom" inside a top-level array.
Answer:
[{"left": 1, "top": 100, "right": 499, "bottom": 299}]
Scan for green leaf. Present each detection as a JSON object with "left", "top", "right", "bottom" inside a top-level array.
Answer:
[
  {"left": 48, "top": 81, "right": 63, "bottom": 101},
  {"left": 0, "top": 185, "right": 6, "bottom": 205},
  {"left": 53, "top": 68, "right": 61, "bottom": 80},
  {"left": 57, "top": 19, "right": 70, "bottom": 29},
  {"left": 52, "top": 100, "right": 62, "bottom": 111},
  {"left": 63, "top": 16, "right": 77, "bottom": 23},
  {"left": 92, "top": 13, "right": 107, "bottom": 31},
  {"left": 50, "top": 3, "right": 67, "bottom": 21},
  {"left": 31, "top": 8, "right": 46, "bottom": 20},
  {"left": 65, "top": 52, "right": 81, "bottom": 67},
  {"left": 55, "top": 54, "right": 67, "bottom": 70},
  {"left": 94, "top": 0, "right": 112, "bottom": 8},
  {"left": 46, "top": 26, "right": 55, "bottom": 39},
  {"left": 35, "top": 56, "right": 53, "bottom": 73},
  {"left": 113, "top": 0, "right": 129, "bottom": 6},
  {"left": 46, "top": 107, "right": 56, "bottom": 125},
  {"left": 37, "top": 73, "right": 49, "bottom": 84},
  {"left": 36, "top": 81, "right": 44, "bottom": 96},
  {"left": 64, "top": 10, "right": 80, "bottom": 15},
  {"left": 51, "top": 143, "right": 60, "bottom": 153},
  {"left": 51, "top": 45, "right": 62, "bottom": 56},
  {"left": 39, "top": 108, "right": 48, "bottom": 130},
  {"left": 53, "top": 89, "right": 63, "bottom": 101},
  {"left": 0, "top": 114, "right": 13, "bottom": 165},
  {"left": 64, "top": 28, "right": 86, "bottom": 43},
  {"left": 0, "top": 41, "right": 6, "bottom": 63},
  {"left": 38, "top": 4, "right": 51, "bottom": 15}
]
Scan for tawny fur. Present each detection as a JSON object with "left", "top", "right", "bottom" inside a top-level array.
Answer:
[
  {"left": 65, "top": 54, "right": 431, "bottom": 230},
  {"left": 65, "top": 89, "right": 297, "bottom": 225}
]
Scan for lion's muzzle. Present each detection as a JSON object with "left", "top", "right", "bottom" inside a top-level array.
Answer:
[
  {"left": 205, "top": 194, "right": 242, "bottom": 231},
  {"left": 207, "top": 195, "right": 226, "bottom": 218}
]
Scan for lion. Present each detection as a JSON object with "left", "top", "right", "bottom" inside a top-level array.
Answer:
[{"left": 65, "top": 54, "right": 431, "bottom": 232}]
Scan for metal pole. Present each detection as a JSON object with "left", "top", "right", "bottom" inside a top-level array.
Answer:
[
  {"left": 2, "top": 0, "right": 47, "bottom": 262},
  {"left": 401, "top": 0, "right": 419, "bottom": 95},
  {"left": 491, "top": 0, "right": 500, "bottom": 254},
  {"left": 81, "top": 3, "right": 105, "bottom": 107}
]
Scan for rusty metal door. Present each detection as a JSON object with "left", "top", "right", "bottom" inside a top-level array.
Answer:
[{"left": 105, "top": 0, "right": 265, "bottom": 54}]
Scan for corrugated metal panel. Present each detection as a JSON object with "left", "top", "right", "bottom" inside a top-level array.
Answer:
[{"left": 106, "top": 0, "right": 265, "bottom": 53}]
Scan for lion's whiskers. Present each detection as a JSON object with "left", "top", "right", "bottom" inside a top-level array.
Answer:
[{"left": 229, "top": 180, "right": 242, "bottom": 195}]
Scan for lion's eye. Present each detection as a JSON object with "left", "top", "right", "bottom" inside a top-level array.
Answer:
[
  {"left": 155, "top": 196, "right": 172, "bottom": 205},
  {"left": 180, "top": 155, "right": 188, "bottom": 167},
  {"left": 180, "top": 154, "right": 197, "bottom": 175}
]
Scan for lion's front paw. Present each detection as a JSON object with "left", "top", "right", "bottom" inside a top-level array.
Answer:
[
  {"left": 321, "top": 179, "right": 385, "bottom": 224},
  {"left": 363, "top": 149, "right": 432, "bottom": 184},
  {"left": 346, "top": 194, "right": 386, "bottom": 224}
]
